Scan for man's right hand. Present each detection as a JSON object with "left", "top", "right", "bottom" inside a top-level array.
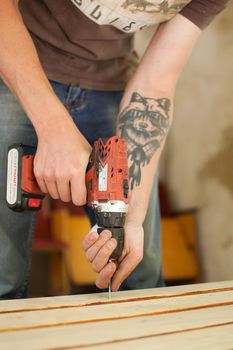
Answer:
[
  {"left": 0, "top": 1, "right": 91, "bottom": 207},
  {"left": 34, "top": 118, "right": 91, "bottom": 205}
]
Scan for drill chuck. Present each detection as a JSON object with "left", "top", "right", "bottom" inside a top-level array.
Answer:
[{"left": 94, "top": 201, "right": 127, "bottom": 260}]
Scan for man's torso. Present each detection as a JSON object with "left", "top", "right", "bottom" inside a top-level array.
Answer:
[{"left": 18, "top": 0, "right": 194, "bottom": 90}]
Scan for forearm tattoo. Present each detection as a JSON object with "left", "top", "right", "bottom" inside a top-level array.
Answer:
[{"left": 118, "top": 92, "right": 171, "bottom": 190}]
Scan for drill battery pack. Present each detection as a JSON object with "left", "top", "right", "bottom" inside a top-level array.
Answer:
[{"left": 6, "top": 144, "right": 44, "bottom": 211}]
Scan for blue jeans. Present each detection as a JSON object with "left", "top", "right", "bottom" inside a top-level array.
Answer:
[{"left": 0, "top": 80, "right": 163, "bottom": 299}]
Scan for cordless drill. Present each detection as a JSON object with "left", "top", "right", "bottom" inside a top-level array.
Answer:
[
  {"left": 6, "top": 137, "right": 129, "bottom": 260},
  {"left": 86, "top": 136, "right": 129, "bottom": 260}
]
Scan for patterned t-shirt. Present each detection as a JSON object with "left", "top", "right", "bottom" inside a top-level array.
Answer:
[
  {"left": 70, "top": 0, "right": 191, "bottom": 32},
  {"left": 19, "top": 0, "right": 228, "bottom": 90}
]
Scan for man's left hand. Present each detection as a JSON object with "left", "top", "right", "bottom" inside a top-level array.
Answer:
[{"left": 82, "top": 222, "right": 144, "bottom": 291}]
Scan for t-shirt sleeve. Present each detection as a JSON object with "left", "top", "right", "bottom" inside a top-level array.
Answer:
[{"left": 180, "top": 0, "right": 229, "bottom": 29}]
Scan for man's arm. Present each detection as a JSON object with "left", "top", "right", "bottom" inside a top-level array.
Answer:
[
  {"left": 83, "top": 14, "right": 201, "bottom": 291},
  {"left": 0, "top": 0, "right": 91, "bottom": 204}
]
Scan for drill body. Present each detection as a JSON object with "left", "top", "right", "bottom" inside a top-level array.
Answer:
[{"left": 86, "top": 136, "right": 129, "bottom": 260}]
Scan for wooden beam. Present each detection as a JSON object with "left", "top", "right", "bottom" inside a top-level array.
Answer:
[
  {"left": 84, "top": 324, "right": 233, "bottom": 350},
  {"left": 0, "top": 290, "right": 232, "bottom": 332},
  {"left": 0, "top": 280, "right": 232, "bottom": 313},
  {"left": 0, "top": 306, "right": 233, "bottom": 349},
  {"left": 0, "top": 281, "right": 232, "bottom": 350}
]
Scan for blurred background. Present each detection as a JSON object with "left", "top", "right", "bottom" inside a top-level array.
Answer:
[{"left": 29, "top": 4, "right": 233, "bottom": 297}]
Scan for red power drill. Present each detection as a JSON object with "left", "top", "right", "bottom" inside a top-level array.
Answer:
[
  {"left": 86, "top": 136, "right": 129, "bottom": 260},
  {"left": 6, "top": 137, "right": 129, "bottom": 260}
]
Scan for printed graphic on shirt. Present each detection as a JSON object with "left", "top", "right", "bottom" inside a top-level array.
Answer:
[{"left": 70, "top": 0, "right": 191, "bottom": 32}]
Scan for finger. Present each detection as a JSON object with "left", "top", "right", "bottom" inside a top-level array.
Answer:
[
  {"left": 70, "top": 172, "right": 87, "bottom": 206},
  {"left": 111, "top": 252, "right": 142, "bottom": 291},
  {"left": 34, "top": 162, "right": 48, "bottom": 194},
  {"left": 56, "top": 179, "right": 71, "bottom": 202},
  {"left": 36, "top": 178, "right": 48, "bottom": 194},
  {"left": 96, "top": 261, "right": 117, "bottom": 289},
  {"left": 45, "top": 180, "right": 60, "bottom": 199},
  {"left": 118, "top": 247, "right": 127, "bottom": 263},
  {"left": 85, "top": 230, "right": 112, "bottom": 262},
  {"left": 82, "top": 229, "right": 99, "bottom": 251},
  {"left": 91, "top": 238, "right": 117, "bottom": 273}
]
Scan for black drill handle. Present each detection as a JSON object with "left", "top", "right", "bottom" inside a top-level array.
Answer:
[{"left": 97, "top": 227, "right": 124, "bottom": 260}]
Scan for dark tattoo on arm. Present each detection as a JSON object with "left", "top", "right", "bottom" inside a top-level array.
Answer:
[{"left": 118, "top": 92, "right": 171, "bottom": 190}]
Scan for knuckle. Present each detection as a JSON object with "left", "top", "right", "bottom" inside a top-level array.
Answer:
[
  {"left": 56, "top": 172, "right": 70, "bottom": 182},
  {"left": 44, "top": 172, "right": 54, "bottom": 182},
  {"left": 103, "top": 246, "right": 111, "bottom": 257},
  {"left": 104, "top": 239, "right": 116, "bottom": 254},
  {"left": 85, "top": 250, "right": 93, "bottom": 262},
  {"left": 71, "top": 168, "right": 81, "bottom": 179},
  {"left": 83, "top": 234, "right": 92, "bottom": 250},
  {"left": 92, "top": 261, "right": 101, "bottom": 273}
]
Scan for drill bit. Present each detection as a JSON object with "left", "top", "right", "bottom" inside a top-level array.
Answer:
[{"left": 108, "top": 279, "right": 112, "bottom": 300}]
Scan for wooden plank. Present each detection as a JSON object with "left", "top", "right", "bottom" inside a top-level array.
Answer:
[
  {"left": 0, "top": 280, "right": 232, "bottom": 313},
  {"left": 0, "top": 290, "right": 232, "bottom": 332},
  {"left": 84, "top": 324, "right": 233, "bottom": 350},
  {"left": 0, "top": 305, "right": 233, "bottom": 349},
  {"left": 1, "top": 281, "right": 232, "bottom": 349}
]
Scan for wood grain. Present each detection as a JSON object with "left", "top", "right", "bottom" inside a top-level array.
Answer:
[
  {"left": 83, "top": 324, "right": 233, "bottom": 350},
  {"left": 0, "top": 291, "right": 233, "bottom": 332},
  {"left": 0, "top": 280, "right": 232, "bottom": 313},
  {"left": 0, "top": 280, "right": 232, "bottom": 350}
]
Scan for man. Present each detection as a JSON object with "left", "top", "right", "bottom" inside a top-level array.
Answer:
[{"left": 0, "top": 0, "right": 228, "bottom": 299}]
